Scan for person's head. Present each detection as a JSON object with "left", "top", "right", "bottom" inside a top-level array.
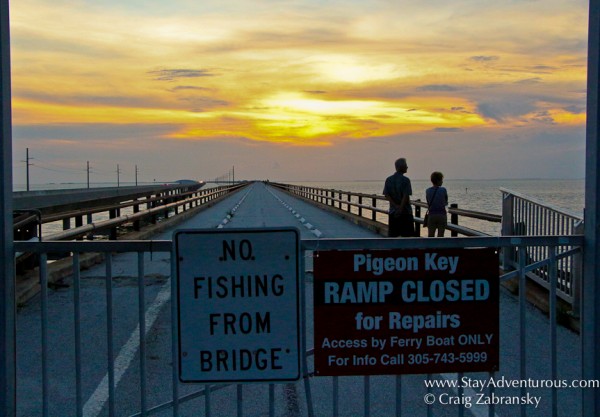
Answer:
[
  {"left": 394, "top": 158, "right": 408, "bottom": 173},
  {"left": 430, "top": 171, "right": 444, "bottom": 186}
]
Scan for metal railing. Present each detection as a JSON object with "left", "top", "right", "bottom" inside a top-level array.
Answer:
[
  {"left": 13, "top": 234, "right": 583, "bottom": 417},
  {"left": 42, "top": 183, "right": 249, "bottom": 241},
  {"left": 270, "top": 182, "right": 501, "bottom": 237},
  {"left": 501, "top": 188, "right": 584, "bottom": 310}
]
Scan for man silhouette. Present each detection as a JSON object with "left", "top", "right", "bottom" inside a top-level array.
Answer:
[{"left": 383, "top": 158, "right": 415, "bottom": 237}]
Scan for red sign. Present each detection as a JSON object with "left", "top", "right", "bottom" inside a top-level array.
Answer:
[{"left": 313, "top": 248, "right": 499, "bottom": 376}]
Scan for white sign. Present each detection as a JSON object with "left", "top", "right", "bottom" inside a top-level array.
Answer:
[{"left": 174, "top": 228, "right": 302, "bottom": 383}]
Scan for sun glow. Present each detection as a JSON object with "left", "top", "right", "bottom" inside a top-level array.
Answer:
[
  {"left": 310, "top": 56, "right": 404, "bottom": 84},
  {"left": 163, "top": 92, "right": 486, "bottom": 145}
]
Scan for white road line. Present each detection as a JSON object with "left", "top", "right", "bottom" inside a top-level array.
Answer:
[
  {"left": 265, "top": 185, "right": 324, "bottom": 238},
  {"left": 83, "top": 280, "right": 171, "bottom": 417}
]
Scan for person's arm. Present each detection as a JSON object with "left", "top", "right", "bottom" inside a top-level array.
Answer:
[
  {"left": 385, "top": 195, "right": 397, "bottom": 210},
  {"left": 384, "top": 179, "right": 400, "bottom": 212},
  {"left": 397, "top": 193, "right": 409, "bottom": 213},
  {"left": 385, "top": 193, "right": 408, "bottom": 213}
]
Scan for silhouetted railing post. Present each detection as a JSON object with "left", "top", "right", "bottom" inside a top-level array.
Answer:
[
  {"left": 414, "top": 202, "right": 421, "bottom": 236},
  {"left": 501, "top": 192, "right": 515, "bottom": 269},
  {"left": 109, "top": 209, "right": 117, "bottom": 240},
  {"left": 450, "top": 203, "right": 459, "bottom": 237},
  {"left": 75, "top": 216, "right": 83, "bottom": 241},
  {"left": 358, "top": 196, "right": 363, "bottom": 217},
  {"left": 372, "top": 197, "right": 377, "bottom": 221},
  {"left": 572, "top": 221, "right": 584, "bottom": 317},
  {"left": 133, "top": 201, "right": 140, "bottom": 231}
]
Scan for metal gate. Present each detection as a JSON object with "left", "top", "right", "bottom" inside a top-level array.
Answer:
[{"left": 13, "top": 235, "right": 585, "bottom": 417}]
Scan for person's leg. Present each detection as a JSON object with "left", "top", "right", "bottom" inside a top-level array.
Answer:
[
  {"left": 429, "top": 215, "right": 446, "bottom": 237},
  {"left": 427, "top": 223, "right": 436, "bottom": 237},
  {"left": 399, "top": 212, "right": 415, "bottom": 237},
  {"left": 437, "top": 223, "right": 446, "bottom": 237},
  {"left": 438, "top": 215, "right": 448, "bottom": 237},
  {"left": 388, "top": 213, "right": 401, "bottom": 237}
]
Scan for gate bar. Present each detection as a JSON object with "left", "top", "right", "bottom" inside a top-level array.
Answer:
[
  {"left": 106, "top": 254, "right": 116, "bottom": 417},
  {"left": 40, "top": 254, "right": 49, "bottom": 417},
  {"left": 584, "top": 0, "right": 600, "bottom": 415},
  {"left": 74, "top": 253, "right": 83, "bottom": 417},
  {"left": 0, "top": 0, "right": 15, "bottom": 414},
  {"left": 137, "top": 252, "right": 148, "bottom": 417}
]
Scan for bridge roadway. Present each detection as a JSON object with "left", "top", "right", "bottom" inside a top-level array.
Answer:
[{"left": 16, "top": 182, "right": 581, "bottom": 417}]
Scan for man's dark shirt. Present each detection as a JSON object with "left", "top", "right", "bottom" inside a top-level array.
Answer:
[{"left": 383, "top": 172, "right": 412, "bottom": 214}]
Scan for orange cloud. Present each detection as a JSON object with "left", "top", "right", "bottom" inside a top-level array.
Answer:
[{"left": 10, "top": 0, "right": 587, "bottom": 149}]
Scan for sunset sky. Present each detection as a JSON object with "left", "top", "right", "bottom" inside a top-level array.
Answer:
[{"left": 9, "top": 0, "right": 589, "bottom": 184}]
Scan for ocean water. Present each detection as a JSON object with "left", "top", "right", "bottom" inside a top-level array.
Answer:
[
  {"left": 288, "top": 179, "right": 585, "bottom": 235},
  {"left": 13, "top": 182, "right": 164, "bottom": 192}
]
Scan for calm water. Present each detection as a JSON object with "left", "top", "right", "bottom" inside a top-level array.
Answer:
[
  {"left": 289, "top": 179, "right": 585, "bottom": 235},
  {"left": 13, "top": 182, "right": 162, "bottom": 191}
]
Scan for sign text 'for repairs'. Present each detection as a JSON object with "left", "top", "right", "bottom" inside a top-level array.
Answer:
[{"left": 314, "top": 248, "right": 499, "bottom": 376}]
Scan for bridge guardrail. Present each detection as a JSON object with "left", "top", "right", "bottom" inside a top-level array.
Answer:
[
  {"left": 501, "top": 188, "right": 584, "bottom": 310},
  {"left": 269, "top": 182, "right": 501, "bottom": 237}
]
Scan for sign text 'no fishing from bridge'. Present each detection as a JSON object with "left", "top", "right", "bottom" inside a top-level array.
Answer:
[
  {"left": 314, "top": 248, "right": 499, "bottom": 376},
  {"left": 174, "top": 228, "right": 302, "bottom": 383}
]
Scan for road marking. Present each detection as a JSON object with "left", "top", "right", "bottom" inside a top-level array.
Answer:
[
  {"left": 265, "top": 185, "right": 323, "bottom": 238},
  {"left": 83, "top": 280, "right": 171, "bottom": 417}
]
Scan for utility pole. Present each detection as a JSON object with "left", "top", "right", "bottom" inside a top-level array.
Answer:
[
  {"left": 135, "top": 165, "right": 138, "bottom": 186},
  {"left": 21, "top": 148, "right": 32, "bottom": 191},
  {"left": 87, "top": 161, "right": 90, "bottom": 189},
  {"left": 117, "top": 164, "right": 121, "bottom": 187},
  {"left": 25, "top": 148, "right": 29, "bottom": 191},
  {"left": 233, "top": 165, "right": 235, "bottom": 183}
]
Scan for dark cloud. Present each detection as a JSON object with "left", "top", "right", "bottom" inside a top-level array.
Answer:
[
  {"left": 169, "top": 86, "right": 212, "bottom": 92},
  {"left": 433, "top": 127, "right": 463, "bottom": 133},
  {"left": 16, "top": 91, "right": 164, "bottom": 109},
  {"left": 450, "top": 106, "right": 475, "bottom": 114},
  {"left": 531, "top": 111, "right": 556, "bottom": 124},
  {"left": 149, "top": 68, "right": 217, "bottom": 81},
  {"left": 530, "top": 65, "right": 557, "bottom": 74},
  {"left": 515, "top": 77, "right": 543, "bottom": 84},
  {"left": 417, "top": 84, "right": 461, "bottom": 92},
  {"left": 469, "top": 56, "right": 499, "bottom": 62},
  {"left": 304, "top": 90, "right": 327, "bottom": 95},
  {"left": 345, "top": 88, "right": 411, "bottom": 100},
  {"left": 477, "top": 100, "right": 536, "bottom": 122},
  {"left": 565, "top": 104, "right": 585, "bottom": 114},
  {"left": 178, "top": 96, "right": 229, "bottom": 112},
  {"left": 13, "top": 123, "right": 178, "bottom": 141}
]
